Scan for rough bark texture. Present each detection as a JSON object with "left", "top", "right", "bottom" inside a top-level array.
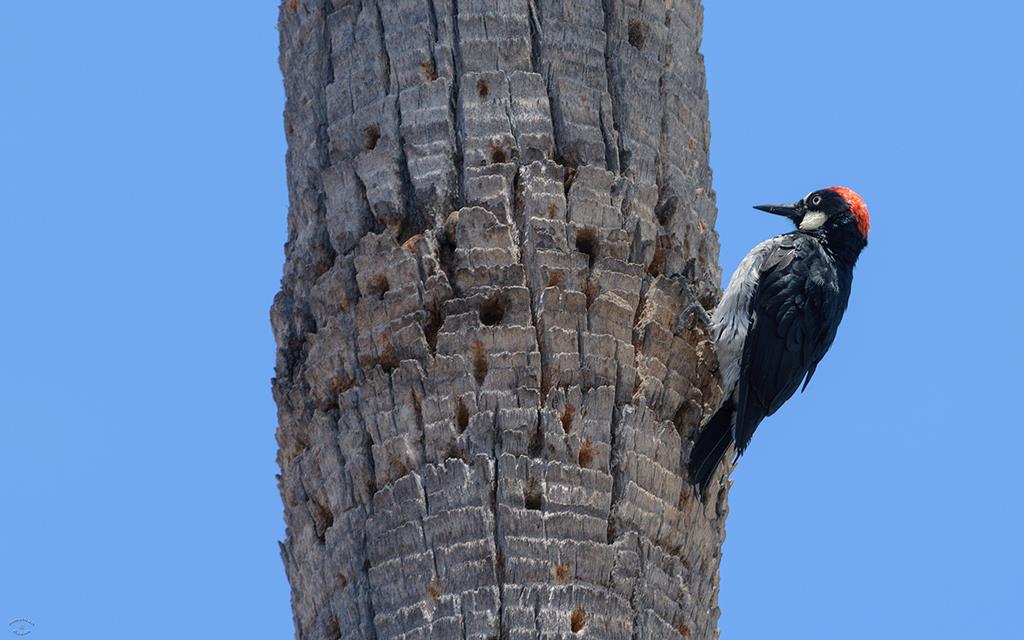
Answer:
[{"left": 272, "top": 1, "right": 728, "bottom": 638}]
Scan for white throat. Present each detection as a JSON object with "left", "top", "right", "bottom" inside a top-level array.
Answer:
[{"left": 799, "top": 211, "right": 828, "bottom": 231}]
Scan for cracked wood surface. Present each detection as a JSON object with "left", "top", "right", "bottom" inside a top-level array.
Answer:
[{"left": 273, "top": 1, "right": 727, "bottom": 638}]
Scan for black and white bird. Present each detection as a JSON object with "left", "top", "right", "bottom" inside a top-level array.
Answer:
[{"left": 688, "top": 186, "right": 870, "bottom": 495}]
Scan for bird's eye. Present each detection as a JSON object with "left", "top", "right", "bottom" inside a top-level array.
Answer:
[{"left": 811, "top": 195, "right": 823, "bottom": 206}]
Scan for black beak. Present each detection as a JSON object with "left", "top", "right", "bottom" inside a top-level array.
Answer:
[{"left": 753, "top": 202, "right": 803, "bottom": 223}]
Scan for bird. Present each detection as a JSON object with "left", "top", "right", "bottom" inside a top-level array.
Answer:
[{"left": 688, "top": 186, "right": 870, "bottom": 495}]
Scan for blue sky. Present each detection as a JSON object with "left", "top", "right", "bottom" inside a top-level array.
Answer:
[{"left": 2, "top": 2, "right": 1021, "bottom": 639}]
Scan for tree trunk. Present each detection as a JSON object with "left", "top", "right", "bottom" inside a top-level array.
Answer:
[{"left": 272, "top": 0, "right": 727, "bottom": 638}]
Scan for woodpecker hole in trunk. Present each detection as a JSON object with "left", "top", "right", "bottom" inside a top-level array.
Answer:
[
  {"left": 570, "top": 608, "right": 587, "bottom": 633},
  {"left": 470, "top": 340, "right": 488, "bottom": 385},
  {"left": 524, "top": 480, "right": 542, "bottom": 510},
  {"left": 455, "top": 397, "right": 469, "bottom": 433},
  {"left": 528, "top": 424, "right": 544, "bottom": 457},
  {"left": 560, "top": 403, "right": 576, "bottom": 433},
  {"left": 363, "top": 125, "right": 381, "bottom": 150},
  {"left": 628, "top": 20, "right": 645, "bottom": 48},
  {"left": 578, "top": 439, "right": 594, "bottom": 469},
  {"left": 575, "top": 227, "right": 598, "bottom": 267},
  {"left": 479, "top": 293, "right": 507, "bottom": 326},
  {"left": 489, "top": 143, "right": 507, "bottom": 164},
  {"left": 554, "top": 561, "right": 570, "bottom": 583}
]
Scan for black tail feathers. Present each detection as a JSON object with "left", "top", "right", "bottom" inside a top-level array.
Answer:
[{"left": 688, "top": 401, "right": 735, "bottom": 496}]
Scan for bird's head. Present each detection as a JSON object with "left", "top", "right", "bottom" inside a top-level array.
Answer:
[{"left": 754, "top": 186, "right": 870, "bottom": 253}]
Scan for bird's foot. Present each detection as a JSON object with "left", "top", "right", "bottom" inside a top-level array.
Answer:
[
  {"left": 668, "top": 270, "right": 714, "bottom": 332},
  {"left": 680, "top": 300, "right": 713, "bottom": 332}
]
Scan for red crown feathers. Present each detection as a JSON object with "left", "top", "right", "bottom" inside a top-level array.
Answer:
[{"left": 827, "top": 186, "right": 870, "bottom": 238}]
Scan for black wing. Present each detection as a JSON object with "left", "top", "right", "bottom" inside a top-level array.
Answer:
[{"left": 733, "top": 234, "right": 850, "bottom": 453}]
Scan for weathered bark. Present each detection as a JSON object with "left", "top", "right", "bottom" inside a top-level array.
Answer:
[{"left": 272, "top": 0, "right": 727, "bottom": 638}]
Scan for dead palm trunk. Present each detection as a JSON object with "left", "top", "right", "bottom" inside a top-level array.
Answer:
[{"left": 272, "top": 0, "right": 727, "bottom": 638}]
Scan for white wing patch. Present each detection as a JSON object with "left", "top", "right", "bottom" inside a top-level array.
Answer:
[{"left": 712, "top": 238, "right": 777, "bottom": 397}]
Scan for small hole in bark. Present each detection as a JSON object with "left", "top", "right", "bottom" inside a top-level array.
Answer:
[
  {"left": 326, "top": 618, "right": 341, "bottom": 640},
  {"left": 524, "top": 480, "right": 542, "bottom": 510},
  {"left": 575, "top": 227, "right": 598, "bottom": 267},
  {"left": 337, "top": 572, "right": 349, "bottom": 588},
  {"left": 560, "top": 403, "right": 576, "bottom": 433},
  {"left": 489, "top": 143, "right": 507, "bottom": 164},
  {"left": 445, "top": 443, "right": 466, "bottom": 462},
  {"left": 455, "top": 397, "right": 470, "bottom": 433},
  {"left": 288, "top": 0, "right": 298, "bottom": 13},
  {"left": 378, "top": 339, "right": 399, "bottom": 373},
  {"left": 364, "top": 125, "right": 381, "bottom": 150},
  {"left": 570, "top": 607, "right": 587, "bottom": 633},
  {"left": 426, "top": 578, "right": 441, "bottom": 600},
  {"left": 423, "top": 303, "right": 444, "bottom": 352},
  {"left": 311, "top": 498, "right": 333, "bottom": 543},
  {"left": 554, "top": 561, "right": 570, "bottom": 583},
  {"left": 628, "top": 19, "right": 645, "bottom": 49},
  {"left": 648, "top": 236, "right": 669, "bottom": 276},
  {"left": 421, "top": 60, "right": 437, "bottom": 81},
  {"left": 367, "top": 274, "right": 389, "bottom": 299},
  {"left": 578, "top": 438, "right": 594, "bottom": 469},
  {"left": 477, "top": 78, "right": 489, "bottom": 97},
  {"left": 655, "top": 194, "right": 677, "bottom": 226},
  {"left": 479, "top": 293, "right": 507, "bottom": 326},
  {"left": 582, "top": 277, "right": 599, "bottom": 309},
  {"left": 563, "top": 165, "right": 577, "bottom": 192},
  {"left": 528, "top": 423, "right": 544, "bottom": 457},
  {"left": 547, "top": 271, "right": 564, "bottom": 288},
  {"left": 470, "top": 340, "right": 488, "bottom": 385}
]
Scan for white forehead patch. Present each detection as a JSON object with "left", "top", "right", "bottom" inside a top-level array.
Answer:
[{"left": 799, "top": 211, "right": 828, "bottom": 231}]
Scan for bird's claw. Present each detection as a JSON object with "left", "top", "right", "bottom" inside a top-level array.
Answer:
[
  {"left": 680, "top": 300, "right": 713, "bottom": 332},
  {"left": 668, "top": 270, "right": 714, "bottom": 332}
]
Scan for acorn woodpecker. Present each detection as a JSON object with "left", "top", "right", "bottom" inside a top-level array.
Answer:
[{"left": 688, "top": 186, "right": 870, "bottom": 495}]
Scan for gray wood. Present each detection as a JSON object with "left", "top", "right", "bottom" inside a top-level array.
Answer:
[{"left": 273, "top": 1, "right": 728, "bottom": 638}]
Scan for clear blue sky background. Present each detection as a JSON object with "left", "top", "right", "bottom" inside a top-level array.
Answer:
[{"left": 2, "top": 2, "right": 1021, "bottom": 638}]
